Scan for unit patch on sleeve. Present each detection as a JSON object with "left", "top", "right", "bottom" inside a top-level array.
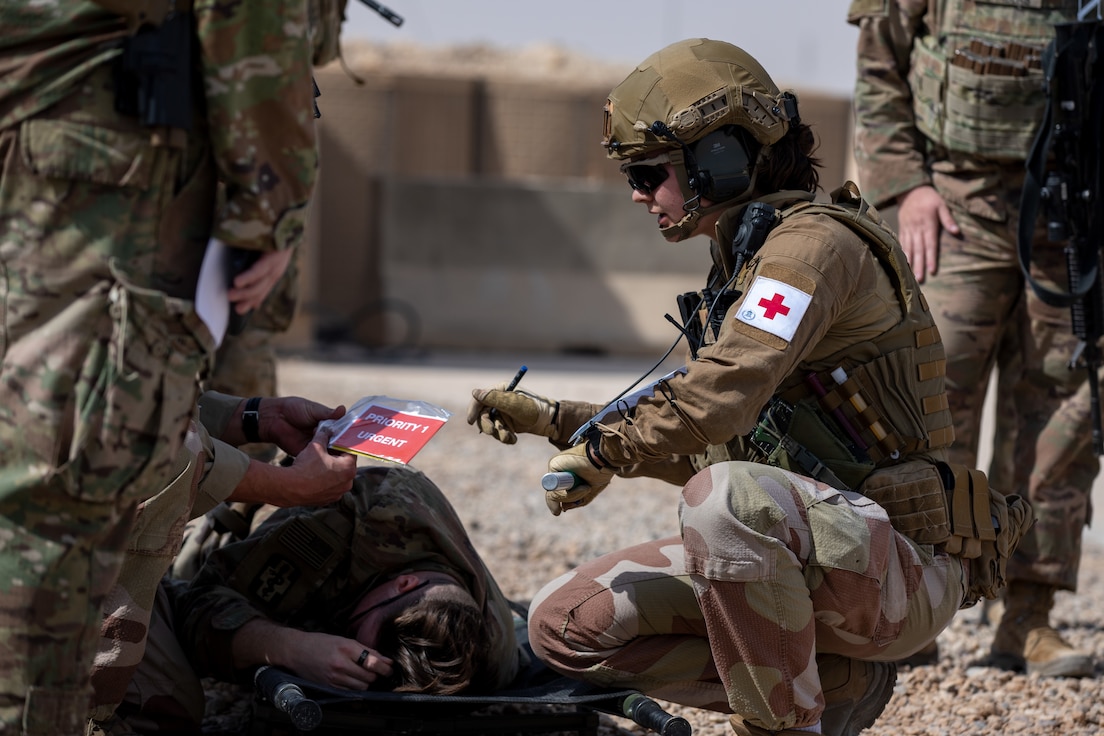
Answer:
[{"left": 735, "top": 275, "right": 812, "bottom": 343}]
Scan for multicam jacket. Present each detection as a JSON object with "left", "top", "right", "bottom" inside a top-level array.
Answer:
[
  {"left": 0, "top": 0, "right": 318, "bottom": 258},
  {"left": 848, "top": 0, "right": 1081, "bottom": 208}
]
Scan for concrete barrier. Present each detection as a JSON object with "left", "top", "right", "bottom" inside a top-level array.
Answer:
[{"left": 285, "top": 67, "right": 856, "bottom": 356}]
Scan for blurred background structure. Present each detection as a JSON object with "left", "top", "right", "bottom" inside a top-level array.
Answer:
[{"left": 288, "top": 0, "right": 859, "bottom": 357}]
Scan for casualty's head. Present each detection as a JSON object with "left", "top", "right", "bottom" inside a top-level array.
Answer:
[
  {"left": 603, "top": 38, "right": 820, "bottom": 241},
  {"left": 347, "top": 569, "right": 490, "bottom": 695}
]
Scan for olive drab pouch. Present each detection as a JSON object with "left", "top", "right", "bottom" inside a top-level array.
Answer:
[
  {"left": 749, "top": 397, "right": 876, "bottom": 491},
  {"left": 937, "top": 462, "right": 1034, "bottom": 605}
]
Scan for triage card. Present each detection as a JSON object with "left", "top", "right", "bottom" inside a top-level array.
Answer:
[{"left": 322, "top": 396, "right": 451, "bottom": 464}]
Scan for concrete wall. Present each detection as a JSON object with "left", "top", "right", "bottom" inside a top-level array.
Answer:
[{"left": 284, "top": 67, "right": 856, "bottom": 356}]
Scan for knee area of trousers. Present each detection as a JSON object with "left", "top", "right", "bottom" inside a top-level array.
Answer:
[{"left": 681, "top": 463, "right": 787, "bottom": 538}]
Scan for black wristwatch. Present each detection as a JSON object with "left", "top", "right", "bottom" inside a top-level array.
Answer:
[{"left": 242, "top": 397, "right": 263, "bottom": 443}]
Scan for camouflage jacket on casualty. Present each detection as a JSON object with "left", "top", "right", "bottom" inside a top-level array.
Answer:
[
  {"left": 848, "top": 0, "right": 1081, "bottom": 208},
  {"left": 173, "top": 465, "right": 524, "bottom": 693},
  {"left": 0, "top": 0, "right": 319, "bottom": 256}
]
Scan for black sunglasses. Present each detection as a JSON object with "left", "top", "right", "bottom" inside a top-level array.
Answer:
[
  {"left": 620, "top": 153, "right": 672, "bottom": 194},
  {"left": 346, "top": 579, "right": 434, "bottom": 633}
]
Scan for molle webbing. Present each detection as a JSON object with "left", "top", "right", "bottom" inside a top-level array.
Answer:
[
  {"left": 907, "top": 0, "right": 1079, "bottom": 159},
  {"left": 779, "top": 187, "right": 956, "bottom": 458},
  {"left": 796, "top": 370, "right": 899, "bottom": 464}
]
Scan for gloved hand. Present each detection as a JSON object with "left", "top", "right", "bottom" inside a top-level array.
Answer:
[
  {"left": 467, "top": 384, "right": 560, "bottom": 445},
  {"left": 545, "top": 442, "right": 615, "bottom": 516}
]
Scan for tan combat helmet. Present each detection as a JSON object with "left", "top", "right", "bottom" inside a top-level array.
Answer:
[{"left": 603, "top": 38, "right": 799, "bottom": 241}]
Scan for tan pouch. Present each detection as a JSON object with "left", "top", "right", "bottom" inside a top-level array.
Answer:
[
  {"left": 859, "top": 460, "right": 950, "bottom": 545},
  {"left": 939, "top": 462, "right": 1034, "bottom": 604}
]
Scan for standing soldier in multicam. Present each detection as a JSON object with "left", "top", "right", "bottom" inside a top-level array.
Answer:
[
  {"left": 849, "top": 0, "right": 1097, "bottom": 677},
  {"left": 469, "top": 38, "right": 1033, "bottom": 736},
  {"left": 205, "top": 0, "right": 352, "bottom": 465},
  {"left": 0, "top": 2, "right": 318, "bottom": 733}
]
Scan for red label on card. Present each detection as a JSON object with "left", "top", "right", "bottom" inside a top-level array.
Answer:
[{"left": 330, "top": 405, "right": 448, "bottom": 464}]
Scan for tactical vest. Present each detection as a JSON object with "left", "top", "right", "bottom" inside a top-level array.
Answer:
[
  {"left": 908, "top": 0, "right": 1080, "bottom": 160},
  {"left": 695, "top": 184, "right": 957, "bottom": 544}
]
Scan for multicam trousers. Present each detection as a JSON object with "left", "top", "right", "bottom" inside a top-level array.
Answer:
[
  {"left": 0, "top": 106, "right": 212, "bottom": 733},
  {"left": 528, "top": 462, "right": 967, "bottom": 732},
  {"left": 923, "top": 158, "right": 1100, "bottom": 590}
]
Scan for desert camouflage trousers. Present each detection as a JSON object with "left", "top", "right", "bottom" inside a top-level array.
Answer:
[
  {"left": 0, "top": 122, "right": 212, "bottom": 734},
  {"left": 528, "top": 462, "right": 968, "bottom": 732},
  {"left": 93, "top": 581, "right": 208, "bottom": 736},
  {"left": 924, "top": 159, "right": 1100, "bottom": 590}
]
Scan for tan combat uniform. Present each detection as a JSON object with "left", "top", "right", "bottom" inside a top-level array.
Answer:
[{"left": 529, "top": 188, "right": 1028, "bottom": 731}]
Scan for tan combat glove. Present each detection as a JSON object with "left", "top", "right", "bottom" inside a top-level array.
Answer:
[
  {"left": 544, "top": 442, "right": 615, "bottom": 516},
  {"left": 468, "top": 384, "right": 560, "bottom": 445}
]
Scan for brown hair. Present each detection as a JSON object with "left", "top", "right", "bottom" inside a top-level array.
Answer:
[
  {"left": 753, "top": 120, "right": 822, "bottom": 195},
  {"left": 375, "top": 587, "right": 489, "bottom": 695}
]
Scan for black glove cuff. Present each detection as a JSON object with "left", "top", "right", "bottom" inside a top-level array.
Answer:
[
  {"left": 242, "top": 397, "right": 263, "bottom": 444},
  {"left": 583, "top": 426, "right": 612, "bottom": 470}
]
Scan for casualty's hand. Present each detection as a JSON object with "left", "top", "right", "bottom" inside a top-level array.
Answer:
[
  {"left": 235, "top": 621, "right": 393, "bottom": 691},
  {"left": 468, "top": 384, "right": 560, "bottom": 444},
  {"left": 257, "top": 397, "right": 347, "bottom": 456},
  {"left": 896, "top": 185, "right": 959, "bottom": 283},
  {"left": 228, "top": 424, "right": 357, "bottom": 507},
  {"left": 228, "top": 248, "right": 294, "bottom": 313},
  {"left": 285, "top": 631, "right": 393, "bottom": 690},
  {"left": 545, "top": 443, "right": 615, "bottom": 516}
]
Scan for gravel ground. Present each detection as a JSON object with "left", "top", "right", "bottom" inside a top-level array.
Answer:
[{"left": 201, "top": 347, "right": 1104, "bottom": 736}]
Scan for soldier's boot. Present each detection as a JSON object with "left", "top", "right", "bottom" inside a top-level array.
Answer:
[
  {"left": 728, "top": 655, "right": 897, "bottom": 736},
  {"left": 728, "top": 717, "right": 821, "bottom": 736},
  {"left": 817, "top": 654, "right": 897, "bottom": 736},
  {"left": 989, "top": 580, "right": 1094, "bottom": 677},
  {"left": 895, "top": 638, "right": 939, "bottom": 668}
]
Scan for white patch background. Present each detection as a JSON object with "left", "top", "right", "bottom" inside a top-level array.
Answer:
[{"left": 735, "top": 276, "right": 812, "bottom": 342}]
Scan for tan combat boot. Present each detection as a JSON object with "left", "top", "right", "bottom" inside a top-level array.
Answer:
[
  {"left": 728, "top": 654, "right": 897, "bottom": 736},
  {"left": 728, "top": 716, "right": 820, "bottom": 736},
  {"left": 817, "top": 654, "right": 897, "bottom": 736},
  {"left": 895, "top": 638, "right": 939, "bottom": 668},
  {"left": 989, "top": 580, "right": 1093, "bottom": 677}
]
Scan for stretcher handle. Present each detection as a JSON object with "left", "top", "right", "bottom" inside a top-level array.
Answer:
[
  {"left": 621, "top": 693, "right": 693, "bottom": 735},
  {"left": 255, "top": 665, "right": 324, "bottom": 731}
]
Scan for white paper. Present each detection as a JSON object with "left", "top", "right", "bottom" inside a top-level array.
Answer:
[{"left": 195, "top": 237, "right": 229, "bottom": 347}]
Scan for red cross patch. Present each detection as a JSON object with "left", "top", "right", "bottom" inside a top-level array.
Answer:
[{"left": 735, "top": 275, "right": 812, "bottom": 342}]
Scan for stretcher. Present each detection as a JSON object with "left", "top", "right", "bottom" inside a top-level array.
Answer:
[{"left": 250, "top": 644, "right": 693, "bottom": 736}]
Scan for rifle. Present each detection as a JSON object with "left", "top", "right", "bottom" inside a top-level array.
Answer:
[
  {"left": 359, "top": 0, "right": 404, "bottom": 27},
  {"left": 1018, "top": 16, "right": 1104, "bottom": 454}
]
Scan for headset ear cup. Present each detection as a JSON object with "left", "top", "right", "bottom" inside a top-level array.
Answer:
[{"left": 689, "top": 127, "right": 756, "bottom": 201}]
